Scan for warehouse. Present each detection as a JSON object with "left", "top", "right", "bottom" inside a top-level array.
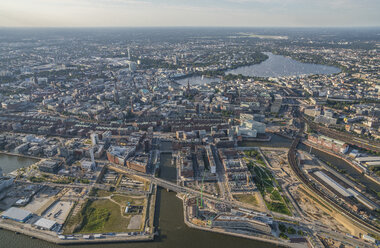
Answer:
[
  {"left": 1, "top": 207, "right": 32, "bottom": 222},
  {"left": 355, "top": 156, "right": 380, "bottom": 163},
  {"left": 313, "top": 171, "right": 353, "bottom": 197},
  {"left": 365, "top": 161, "right": 380, "bottom": 167},
  {"left": 347, "top": 188, "right": 379, "bottom": 211},
  {"left": 308, "top": 134, "right": 349, "bottom": 154},
  {"left": 33, "top": 218, "right": 58, "bottom": 230}
]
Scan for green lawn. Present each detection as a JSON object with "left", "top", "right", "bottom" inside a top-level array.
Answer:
[
  {"left": 76, "top": 199, "right": 129, "bottom": 234},
  {"left": 95, "top": 189, "right": 113, "bottom": 197},
  {"left": 233, "top": 194, "right": 258, "bottom": 206},
  {"left": 252, "top": 166, "right": 292, "bottom": 216},
  {"left": 270, "top": 190, "right": 283, "bottom": 202},
  {"left": 111, "top": 194, "right": 145, "bottom": 206},
  {"left": 266, "top": 201, "right": 291, "bottom": 216}
]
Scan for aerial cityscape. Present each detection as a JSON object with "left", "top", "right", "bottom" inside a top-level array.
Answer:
[{"left": 1, "top": 1, "right": 380, "bottom": 248}]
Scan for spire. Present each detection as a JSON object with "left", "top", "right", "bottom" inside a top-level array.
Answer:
[{"left": 130, "top": 97, "right": 134, "bottom": 113}]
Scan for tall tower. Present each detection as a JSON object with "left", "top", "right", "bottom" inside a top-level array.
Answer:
[
  {"left": 128, "top": 47, "right": 131, "bottom": 60},
  {"left": 90, "top": 148, "right": 96, "bottom": 170},
  {"left": 186, "top": 79, "right": 191, "bottom": 97},
  {"left": 130, "top": 97, "right": 134, "bottom": 113},
  {"left": 114, "top": 81, "right": 119, "bottom": 104}
]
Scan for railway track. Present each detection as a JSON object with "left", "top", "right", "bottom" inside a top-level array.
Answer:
[
  {"left": 288, "top": 118, "right": 380, "bottom": 235},
  {"left": 304, "top": 117, "right": 380, "bottom": 153}
]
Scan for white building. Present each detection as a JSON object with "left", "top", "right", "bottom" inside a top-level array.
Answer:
[
  {"left": 90, "top": 133, "right": 99, "bottom": 146},
  {"left": 33, "top": 218, "right": 57, "bottom": 230}
]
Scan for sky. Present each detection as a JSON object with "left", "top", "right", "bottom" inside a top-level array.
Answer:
[{"left": 0, "top": 0, "right": 379, "bottom": 27}]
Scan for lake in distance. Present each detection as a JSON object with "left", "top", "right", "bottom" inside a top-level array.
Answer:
[{"left": 227, "top": 52, "right": 341, "bottom": 77}]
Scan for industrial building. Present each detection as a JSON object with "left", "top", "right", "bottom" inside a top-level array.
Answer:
[
  {"left": 347, "top": 188, "right": 379, "bottom": 211},
  {"left": 355, "top": 156, "right": 380, "bottom": 163},
  {"left": 106, "top": 145, "right": 136, "bottom": 166},
  {"left": 308, "top": 134, "right": 349, "bottom": 154},
  {"left": 126, "top": 154, "right": 149, "bottom": 173},
  {"left": 38, "top": 159, "right": 62, "bottom": 173},
  {"left": 212, "top": 214, "right": 272, "bottom": 235},
  {"left": 362, "top": 234, "right": 376, "bottom": 244},
  {"left": 1, "top": 207, "right": 32, "bottom": 222},
  {"left": 353, "top": 156, "right": 380, "bottom": 168},
  {"left": 313, "top": 171, "right": 353, "bottom": 197},
  {"left": 33, "top": 218, "right": 58, "bottom": 230}
]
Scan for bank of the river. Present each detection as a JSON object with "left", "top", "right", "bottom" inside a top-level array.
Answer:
[
  {"left": 0, "top": 151, "right": 41, "bottom": 160},
  {"left": 239, "top": 134, "right": 292, "bottom": 148},
  {"left": 0, "top": 153, "right": 39, "bottom": 174},
  {"left": 0, "top": 220, "right": 153, "bottom": 245},
  {"left": 0, "top": 153, "right": 277, "bottom": 248},
  {"left": 180, "top": 194, "right": 291, "bottom": 247}
]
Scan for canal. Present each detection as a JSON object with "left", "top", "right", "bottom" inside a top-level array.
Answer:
[
  {"left": 0, "top": 153, "right": 39, "bottom": 174},
  {"left": 0, "top": 152, "right": 277, "bottom": 248},
  {"left": 239, "top": 134, "right": 292, "bottom": 148}
]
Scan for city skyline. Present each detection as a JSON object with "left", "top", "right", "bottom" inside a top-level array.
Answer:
[
  {"left": 0, "top": 16, "right": 380, "bottom": 247},
  {"left": 1, "top": 0, "right": 380, "bottom": 27}
]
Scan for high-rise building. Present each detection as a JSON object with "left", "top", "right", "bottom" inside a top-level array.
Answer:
[
  {"left": 129, "top": 62, "right": 137, "bottom": 72},
  {"left": 90, "top": 133, "right": 99, "bottom": 145}
]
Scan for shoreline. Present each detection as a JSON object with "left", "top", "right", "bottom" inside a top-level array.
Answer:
[
  {"left": 0, "top": 161, "right": 158, "bottom": 245},
  {"left": 0, "top": 221, "right": 153, "bottom": 245},
  {"left": 179, "top": 195, "right": 295, "bottom": 248},
  {"left": 0, "top": 151, "right": 41, "bottom": 161}
]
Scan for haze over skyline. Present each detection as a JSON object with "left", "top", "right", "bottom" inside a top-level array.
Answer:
[{"left": 1, "top": 0, "right": 380, "bottom": 27}]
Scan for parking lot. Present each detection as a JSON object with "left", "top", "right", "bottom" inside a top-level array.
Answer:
[
  {"left": 42, "top": 200, "right": 74, "bottom": 224},
  {"left": 23, "top": 186, "right": 61, "bottom": 214}
]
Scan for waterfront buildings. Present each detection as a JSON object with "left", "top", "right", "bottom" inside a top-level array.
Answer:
[
  {"left": 0, "top": 27, "right": 379, "bottom": 246},
  {"left": 1, "top": 207, "right": 32, "bottom": 222},
  {"left": 308, "top": 134, "right": 349, "bottom": 154}
]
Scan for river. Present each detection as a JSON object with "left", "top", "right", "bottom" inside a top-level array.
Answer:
[
  {"left": 0, "top": 153, "right": 276, "bottom": 248},
  {"left": 0, "top": 153, "right": 39, "bottom": 174}
]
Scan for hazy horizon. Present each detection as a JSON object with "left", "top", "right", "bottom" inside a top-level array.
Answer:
[
  {"left": 1, "top": 0, "right": 379, "bottom": 28},
  {"left": 1, "top": 25, "right": 378, "bottom": 30}
]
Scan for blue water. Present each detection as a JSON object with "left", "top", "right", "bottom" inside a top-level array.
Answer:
[{"left": 227, "top": 52, "right": 341, "bottom": 77}]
